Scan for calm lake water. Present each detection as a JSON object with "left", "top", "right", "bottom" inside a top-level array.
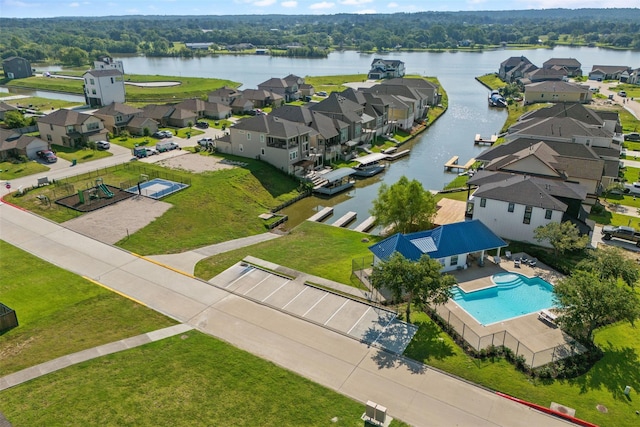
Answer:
[{"left": 33, "top": 47, "right": 640, "bottom": 229}]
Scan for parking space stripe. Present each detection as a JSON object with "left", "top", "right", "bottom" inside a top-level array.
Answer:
[
  {"left": 324, "top": 299, "right": 349, "bottom": 325},
  {"left": 369, "top": 313, "right": 398, "bottom": 347},
  {"left": 282, "top": 287, "right": 307, "bottom": 310},
  {"left": 261, "top": 279, "right": 290, "bottom": 302},
  {"left": 242, "top": 275, "right": 272, "bottom": 295},
  {"left": 224, "top": 265, "right": 255, "bottom": 288},
  {"left": 302, "top": 293, "right": 328, "bottom": 317},
  {"left": 348, "top": 306, "right": 371, "bottom": 334}
]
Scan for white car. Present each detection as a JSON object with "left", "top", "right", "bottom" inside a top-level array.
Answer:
[
  {"left": 145, "top": 147, "right": 159, "bottom": 156},
  {"left": 96, "top": 140, "right": 110, "bottom": 150}
]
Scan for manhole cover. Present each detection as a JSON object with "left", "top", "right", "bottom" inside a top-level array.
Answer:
[{"left": 596, "top": 404, "right": 608, "bottom": 413}]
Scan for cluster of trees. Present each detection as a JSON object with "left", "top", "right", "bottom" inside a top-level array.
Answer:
[{"left": 1, "top": 9, "right": 639, "bottom": 65}]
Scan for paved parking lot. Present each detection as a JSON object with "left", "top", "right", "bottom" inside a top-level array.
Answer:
[{"left": 211, "top": 263, "right": 417, "bottom": 355}]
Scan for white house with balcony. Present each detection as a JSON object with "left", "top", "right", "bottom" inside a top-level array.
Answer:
[{"left": 83, "top": 69, "right": 126, "bottom": 108}]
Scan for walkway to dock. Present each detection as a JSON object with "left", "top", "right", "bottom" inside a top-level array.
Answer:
[{"left": 444, "top": 156, "right": 475, "bottom": 171}]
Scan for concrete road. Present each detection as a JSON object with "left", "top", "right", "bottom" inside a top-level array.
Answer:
[{"left": 0, "top": 203, "right": 576, "bottom": 427}]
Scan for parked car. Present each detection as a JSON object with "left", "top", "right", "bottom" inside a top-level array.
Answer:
[
  {"left": 145, "top": 147, "right": 159, "bottom": 156},
  {"left": 96, "top": 140, "right": 110, "bottom": 150},
  {"left": 618, "top": 91, "right": 627, "bottom": 97},
  {"left": 153, "top": 130, "right": 173, "bottom": 138},
  {"left": 156, "top": 141, "right": 179, "bottom": 152},
  {"left": 197, "top": 137, "right": 214, "bottom": 147},
  {"left": 36, "top": 149, "right": 57, "bottom": 163},
  {"left": 625, "top": 132, "right": 640, "bottom": 142},
  {"left": 317, "top": 91, "right": 327, "bottom": 96},
  {"left": 195, "top": 121, "right": 209, "bottom": 129}
]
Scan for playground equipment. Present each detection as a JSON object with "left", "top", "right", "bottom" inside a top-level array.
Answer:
[{"left": 96, "top": 178, "right": 114, "bottom": 198}]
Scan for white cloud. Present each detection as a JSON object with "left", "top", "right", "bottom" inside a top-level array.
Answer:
[
  {"left": 356, "top": 8, "right": 376, "bottom": 14},
  {"left": 387, "top": 2, "right": 399, "bottom": 8},
  {"left": 68, "top": 2, "right": 80, "bottom": 7},
  {"left": 281, "top": 1, "right": 297, "bottom": 7},
  {"left": 254, "top": 0, "right": 276, "bottom": 6},
  {"left": 309, "top": 1, "right": 334, "bottom": 10},
  {"left": 339, "top": 0, "right": 372, "bottom": 5}
]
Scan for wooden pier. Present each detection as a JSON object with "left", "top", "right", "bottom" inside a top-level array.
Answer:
[
  {"left": 474, "top": 134, "right": 497, "bottom": 145},
  {"left": 307, "top": 207, "right": 333, "bottom": 222},
  {"left": 444, "top": 156, "right": 475, "bottom": 171},
  {"left": 332, "top": 211, "right": 357, "bottom": 227},
  {"left": 353, "top": 216, "right": 376, "bottom": 233}
]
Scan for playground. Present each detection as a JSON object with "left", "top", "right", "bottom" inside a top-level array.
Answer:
[{"left": 54, "top": 178, "right": 134, "bottom": 213}]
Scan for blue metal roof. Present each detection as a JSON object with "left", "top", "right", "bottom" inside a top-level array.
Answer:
[{"left": 369, "top": 220, "right": 507, "bottom": 261}]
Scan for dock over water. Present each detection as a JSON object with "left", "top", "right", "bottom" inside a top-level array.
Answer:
[
  {"left": 354, "top": 216, "right": 376, "bottom": 233},
  {"left": 332, "top": 211, "right": 357, "bottom": 227},
  {"left": 474, "top": 134, "right": 497, "bottom": 145},
  {"left": 307, "top": 207, "right": 333, "bottom": 222},
  {"left": 444, "top": 156, "right": 475, "bottom": 171}
]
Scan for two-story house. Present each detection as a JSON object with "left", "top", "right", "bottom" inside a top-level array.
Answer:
[
  {"left": 208, "top": 86, "right": 242, "bottom": 106},
  {"left": 498, "top": 56, "right": 537, "bottom": 83},
  {"left": 83, "top": 69, "right": 126, "bottom": 107},
  {"left": 523, "top": 81, "right": 592, "bottom": 105},
  {"left": 216, "top": 115, "right": 314, "bottom": 175},
  {"left": 258, "top": 77, "right": 300, "bottom": 102},
  {"left": 309, "top": 93, "right": 366, "bottom": 150},
  {"left": 588, "top": 65, "right": 631, "bottom": 81},
  {"left": 367, "top": 59, "right": 405, "bottom": 80},
  {"left": 2, "top": 57, "right": 33, "bottom": 80},
  {"left": 37, "top": 109, "right": 108, "bottom": 147},
  {"left": 93, "top": 102, "right": 145, "bottom": 135},
  {"left": 542, "top": 58, "right": 582, "bottom": 77},
  {"left": 0, "top": 128, "right": 48, "bottom": 161}
]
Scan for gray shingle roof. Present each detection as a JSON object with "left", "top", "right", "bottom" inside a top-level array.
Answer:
[
  {"left": 37, "top": 109, "right": 94, "bottom": 126},
  {"left": 84, "top": 69, "right": 123, "bottom": 77},
  {"left": 94, "top": 102, "right": 142, "bottom": 116},
  {"left": 233, "top": 115, "right": 313, "bottom": 139}
]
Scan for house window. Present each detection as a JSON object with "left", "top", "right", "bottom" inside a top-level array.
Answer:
[
  {"left": 508, "top": 202, "right": 515, "bottom": 213},
  {"left": 86, "top": 122, "right": 99, "bottom": 131},
  {"left": 545, "top": 209, "right": 553, "bottom": 220},
  {"left": 450, "top": 255, "right": 459, "bottom": 266},
  {"left": 523, "top": 206, "right": 533, "bottom": 224},
  {"left": 47, "top": 134, "right": 52, "bottom": 141},
  {"left": 50, "top": 124, "right": 53, "bottom": 131},
  {"left": 239, "top": 144, "right": 244, "bottom": 152},
  {"left": 289, "top": 151, "right": 298, "bottom": 161},
  {"left": 110, "top": 77, "right": 114, "bottom": 84},
  {"left": 480, "top": 198, "right": 486, "bottom": 208},
  {"left": 92, "top": 89, "right": 97, "bottom": 95},
  {"left": 260, "top": 134, "right": 265, "bottom": 143},
  {"left": 261, "top": 148, "right": 265, "bottom": 156},
  {"left": 90, "top": 78, "right": 95, "bottom": 85},
  {"left": 247, "top": 133, "right": 251, "bottom": 140}
]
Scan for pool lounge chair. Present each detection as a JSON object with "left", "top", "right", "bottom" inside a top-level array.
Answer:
[
  {"left": 538, "top": 309, "right": 557, "bottom": 326},
  {"left": 514, "top": 258, "right": 521, "bottom": 268},
  {"left": 505, "top": 251, "right": 512, "bottom": 260},
  {"left": 528, "top": 258, "right": 537, "bottom": 267}
]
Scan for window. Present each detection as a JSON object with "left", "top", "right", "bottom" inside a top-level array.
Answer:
[
  {"left": 50, "top": 124, "right": 54, "bottom": 131},
  {"left": 47, "top": 134, "right": 52, "bottom": 141},
  {"left": 508, "top": 202, "right": 515, "bottom": 213},
  {"left": 90, "top": 78, "right": 95, "bottom": 85},
  {"left": 480, "top": 198, "right": 486, "bottom": 208},
  {"left": 545, "top": 209, "right": 553, "bottom": 220},
  {"left": 247, "top": 133, "right": 251, "bottom": 140},
  {"left": 523, "top": 206, "right": 533, "bottom": 224},
  {"left": 450, "top": 255, "right": 459, "bottom": 266},
  {"left": 92, "top": 89, "right": 96, "bottom": 95},
  {"left": 239, "top": 144, "right": 244, "bottom": 152},
  {"left": 260, "top": 134, "right": 265, "bottom": 143},
  {"left": 261, "top": 148, "right": 265, "bottom": 156},
  {"left": 289, "top": 150, "right": 298, "bottom": 161}
]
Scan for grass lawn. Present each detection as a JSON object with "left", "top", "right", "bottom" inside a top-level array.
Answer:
[
  {"left": 0, "top": 96, "right": 83, "bottom": 111},
  {"left": 476, "top": 73, "right": 505, "bottom": 90},
  {"left": 0, "top": 330, "right": 406, "bottom": 427},
  {"left": 404, "top": 311, "right": 640, "bottom": 427},
  {"left": 53, "top": 144, "right": 113, "bottom": 164},
  {"left": 0, "top": 241, "right": 177, "bottom": 376},
  {"left": 195, "top": 220, "right": 378, "bottom": 286},
  {"left": 0, "top": 160, "right": 49, "bottom": 180},
  {"left": 304, "top": 74, "right": 367, "bottom": 94}
]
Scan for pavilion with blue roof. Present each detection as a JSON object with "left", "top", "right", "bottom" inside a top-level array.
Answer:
[{"left": 368, "top": 219, "right": 507, "bottom": 272}]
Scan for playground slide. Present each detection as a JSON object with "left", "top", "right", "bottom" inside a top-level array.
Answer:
[{"left": 98, "top": 183, "right": 114, "bottom": 198}]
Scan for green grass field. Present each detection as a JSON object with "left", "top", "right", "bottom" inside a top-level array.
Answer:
[
  {"left": 0, "top": 241, "right": 176, "bottom": 376},
  {"left": 0, "top": 160, "right": 49, "bottom": 180},
  {"left": 53, "top": 144, "right": 113, "bottom": 164}
]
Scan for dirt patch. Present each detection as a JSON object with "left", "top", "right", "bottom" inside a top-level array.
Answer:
[
  {"left": 156, "top": 153, "right": 235, "bottom": 173},
  {"left": 62, "top": 196, "right": 172, "bottom": 245}
]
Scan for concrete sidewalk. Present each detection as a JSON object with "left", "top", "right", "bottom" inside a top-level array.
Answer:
[
  {"left": 0, "top": 324, "right": 193, "bottom": 392},
  {"left": 0, "top": 203, "right": 574, "bottom": 427}
]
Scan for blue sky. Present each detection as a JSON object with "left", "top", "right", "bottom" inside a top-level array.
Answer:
[{"left": 1, "top": 0, "right": 633, "bottom": 18}]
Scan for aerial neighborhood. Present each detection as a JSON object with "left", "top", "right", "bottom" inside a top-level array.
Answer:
[{"left": 2, "top": 34, "right": 640, "bottom": 427}]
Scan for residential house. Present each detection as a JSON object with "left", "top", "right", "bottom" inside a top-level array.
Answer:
[
  {"left": 474, "top": 137, "right": 606, "bottom": 195},
  {"left": 229, "top": 97, "right": 257, "bottom": 115},
  {"left": 363, "top": 80, "right": 433, "bottom": 127},
  {"left": 0, "top": 128, "right": 47, "bottom": 160},
  {"left": 208, "top": 86, "right": 242, "bottom": 106},
  {"left": 524, "top": 81, "right": 591, "bottom": 105},
  {"left": 309, "top": 93, "right": 367, "bottom": 149},
  {"left": 142, "top": 104, "right": 175, "bottom": 127},
  {"left": 588, "top": 65, "right": 631, "bottom": 81},
  {"left": 518, "top": 103, "right": 622, "bottom": 136},
  {"left": 258, "top": 77, "right": 300, "bottom": 102},
  {"left": 368, "top": 220, "right": 507, "bottom": 272},
  {"left": 0, "top": 102, "right": 19, "bottom": 120},
  {"left": 542, "top": 58, "right": 582, "bottom": 77},
  {"left": 381, "top": 77, "right": 440, "bottom": 106},
  {"left": 93, "top": 102, "right": 144, "bottom": 135},
  {"left": 269, "top": 104, "right": 349, "bottom": 165},
  {"left": 83, "top": 69, "right": 126, "bottom": 107},
  {"left": 299, "top": 83, "right": 315, "bottom": 97},
  {"left": 627, "top": 68, "right": 640, "bottom": 85},
  {"left": 36, "top": 109, "right": 107, "bottom": 148},
  {"left": 241, "top": 89, "right": 284, "bottom": 109},
  {"left": 166, "top": 107, "right": 198, "bottom": 128},
  {"left": 2, "top": 57, "right": 32, "bottom": 80},
  {"left": 466, "top": 171, "right": 592, "bottom": 245},
  {"left": 216, "top": 115, "right": 314, "bottom": 175},
  {"left": 126, "top": 116, "right": 159, "bottom": 136},
  {"left": 185, "top": 43, "right": 214, "bottom": 50},
  {"left": 173, "top": 99, "right": 230, "bottom": 121},
  {"left": 498, "top": 56, "right": 536, "bottom": 83},
  {"left": 339, "top": 88, "right": 387, "bottom": 138},
  {"left": 367, "top": 59, "right": 405, "bottom": 80},
  {"left": 522, "top": 67, "right": 567, "bottom": 84},
  {"left": 93, "top": 56, "right": 124, "bottom": 73}
]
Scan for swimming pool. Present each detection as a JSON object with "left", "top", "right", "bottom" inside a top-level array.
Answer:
[{"left": 451, "top": 272, "right": 556, "bottom": 325}]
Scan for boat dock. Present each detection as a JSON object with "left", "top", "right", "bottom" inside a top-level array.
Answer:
[
  {"left": 307, "top": 207, "right": 333, "bottom": 222},
  {"left": 385, "top": 149, "right": 410, "bottom": 161},
  {"left": 332, "top": 211, "right": 357, "bottom": 227},
  {"left": 474, "top": 134, "right": 497, "bottom": 145},
  {"left": 353, "top": 216, "right": 376, "bottom": 233},
  {"left": 444, "top": 156, "right": 475, "bottom": 171}
]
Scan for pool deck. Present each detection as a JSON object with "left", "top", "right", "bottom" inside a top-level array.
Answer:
[{"left": 444, "top": 253, "right": 581, "bottom": 367}]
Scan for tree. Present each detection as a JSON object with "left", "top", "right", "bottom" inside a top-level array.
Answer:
[
  {"left": 554, "top": 270, "right": 640, "bottom": 343},
  {"left": 3, "top": 110, "right": 27, "bottom": 129},
  {"left": 370, "top": 176, "right": 437, "bottom": 235},
  {"left": 576, "top": 247, "right": 639, "bottom": 288},
  {"left": 533, "top": 221, "right": 589, "bottom": 255},
  {"left": 370, "top": 252, "right": 455, "bottom": 323}
]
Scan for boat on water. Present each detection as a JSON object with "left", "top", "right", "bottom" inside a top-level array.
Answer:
[
  {"left": 312, "top": 167, "right": 357, "bottom": 196},
  {"left": 352, "top": 152, "right": 387, "bottom": 177},
  {"left": 489, "top": 90, "right": 508, "bottom": 108}
]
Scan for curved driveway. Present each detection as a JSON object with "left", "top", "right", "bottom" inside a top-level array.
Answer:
[{"left": 0, "top": 203, "right": 575, "bottom": 427}]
